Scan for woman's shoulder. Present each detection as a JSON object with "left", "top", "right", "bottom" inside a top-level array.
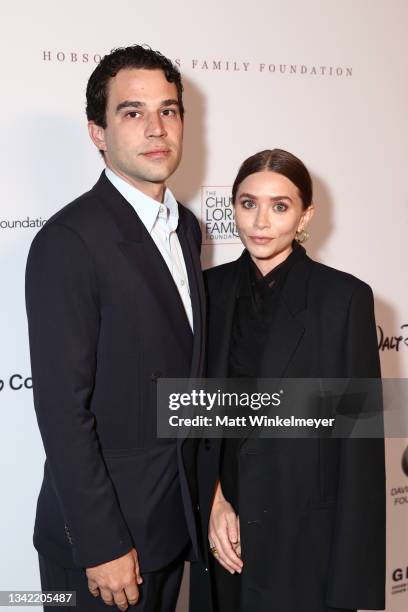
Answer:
[
  {"left": 308, "top": 258, "right": 374, "bottom": 299},
  {"left": 204, "top": 256, "right": 242, "bottom": 289}
]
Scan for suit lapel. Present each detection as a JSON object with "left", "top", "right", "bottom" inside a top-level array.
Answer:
[
  {"left": 93, "top": 173, "right": 194, "bottom": 357},
  {"left": 177, "top": 207, "right": 206, "bottom": 377}
]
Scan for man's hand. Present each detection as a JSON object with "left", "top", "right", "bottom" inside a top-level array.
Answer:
[
  {"left": 208, "top": 482, "right": 243, "bottom": 575},
  {"left": 86, "top": 548, "right": 143, "bottom": 610}
]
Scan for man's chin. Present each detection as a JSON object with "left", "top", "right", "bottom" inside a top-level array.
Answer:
[{"left": 143, "top": 165, "right": 179, "bottom": 184}]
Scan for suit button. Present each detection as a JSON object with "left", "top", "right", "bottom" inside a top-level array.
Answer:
[
  {"left": 204, "top": 439, "right": 211, "bottom": 450},
  {"left": 151, "top": 371, "right": 163, "bottom": 381}
]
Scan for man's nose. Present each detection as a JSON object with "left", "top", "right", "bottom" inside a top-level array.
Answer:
[{"left": 145, "top": 113, "right": 167, "bottom": 138}]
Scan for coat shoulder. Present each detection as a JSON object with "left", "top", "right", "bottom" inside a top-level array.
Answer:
[
  {"left": 308, "top": 259, "right": 374, "bottom": 299},
  {"left": 45, "top": 187, "right": 105, "bottom": 231},
  {"left": 30, "top": 180, "right": 115, "bottom": 255},
  {"left": 204, "top": 258, "right": 240, "bottom": 292}
]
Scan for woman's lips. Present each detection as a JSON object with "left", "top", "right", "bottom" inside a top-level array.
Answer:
[{"left": 249, "top": 236, "right": 273, "bottom": 245}]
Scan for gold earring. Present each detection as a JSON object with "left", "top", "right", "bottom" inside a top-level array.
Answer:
[{"left": 295, "top": 229, "right": 309, "bottom": 243}]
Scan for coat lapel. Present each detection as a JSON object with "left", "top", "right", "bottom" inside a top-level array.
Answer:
[
  {"left": 258, "top": 300, "right": 305, "bottom": 379},
  {"left": 258, "top": 253, "right": 312, "bottom": 378},
  {"left": 239, "top": 254, "right": 313, "bottom": 449},
  {"left": 208, "top": 254, "right": 243, "bottom": 377},
  {"left": 209, "top": 249, "right": 313, "bottom": 379}
]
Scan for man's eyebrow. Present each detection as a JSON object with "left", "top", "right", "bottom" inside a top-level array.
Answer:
[
  {"left": 160, "top": 99, "right": 180, "bottom": 107},
  {"left": 116, "top": 99, "right": 180, "bottom": 113},
  {"left": 116, "top": 100, "right": 144, "bottom": 113},
  {"left": 238, "top": 192, "right": 293, "bottom": 202}
]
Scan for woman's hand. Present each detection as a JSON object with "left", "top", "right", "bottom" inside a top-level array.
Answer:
[{"left": 208, "top": 481, "right": 243, "bottom": 574}]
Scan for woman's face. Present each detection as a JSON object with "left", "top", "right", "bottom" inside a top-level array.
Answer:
[{"left": 234, "top": 170, "right": 314, "bottom": 275}]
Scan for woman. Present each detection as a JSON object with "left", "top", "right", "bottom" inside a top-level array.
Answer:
[{"left": 191, "top": 149, "right": 385, "bottom": 612}]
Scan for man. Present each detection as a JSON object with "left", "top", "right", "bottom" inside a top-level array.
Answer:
[{"left": 26, "top": 44, "right": 205, "bottom": 611}]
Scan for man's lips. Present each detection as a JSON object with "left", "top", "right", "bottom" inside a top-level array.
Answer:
[{"left": 142, "top": 149, "right": 171, "bottom": 159}]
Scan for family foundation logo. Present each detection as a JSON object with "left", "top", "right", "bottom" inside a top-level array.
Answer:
[
  {"left": 41, "top": 52, "right": 353, "bottom": 78},
  {"left": 0, "top": 217, "right": 46, "bottom": 230},
  {"left": 201, "top": 186, "right": 239, "bottom": 245}
]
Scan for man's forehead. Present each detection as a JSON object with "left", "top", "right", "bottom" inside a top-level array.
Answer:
[{"left": 108, "top": 68, "right": 176, "bottom": 98}]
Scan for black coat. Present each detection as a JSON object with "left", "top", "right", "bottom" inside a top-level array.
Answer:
[
  {"left": 25, "top": 172, "right": 205, "bottom": 572},
  {"left": 191, "top": 249, "right": 385, "bottom": 612}
]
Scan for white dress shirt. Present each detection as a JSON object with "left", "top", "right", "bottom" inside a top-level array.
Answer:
[{"left": 105, "top": 168, "right": 193, "bottom": 330}]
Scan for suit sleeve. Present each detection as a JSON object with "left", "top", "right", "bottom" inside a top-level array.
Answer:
[
  {"left": 326, "top": 283, "right": 386, "bottom": 610},
  {"left": 25, "top": 223, "right": 133, "bottom": 568}
]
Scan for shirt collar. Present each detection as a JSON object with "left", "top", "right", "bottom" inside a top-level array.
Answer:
[{"left": 105, "top": 167, "right": 179, "bottom": 234}]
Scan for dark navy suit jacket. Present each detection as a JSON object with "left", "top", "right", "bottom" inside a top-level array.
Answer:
[{"left": 26, "top": 172, "right": 205, "bottom": 571}]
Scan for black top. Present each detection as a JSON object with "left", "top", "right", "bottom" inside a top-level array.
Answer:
[
  {"left": 221, "top": 242, "right": 307, "bottom": 509},
  {"left": 229, "top": 241, "right": 306, "bottom": 378}
]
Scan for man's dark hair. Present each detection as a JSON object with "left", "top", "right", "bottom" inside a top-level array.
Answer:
[
  {"left": 232, "top": 148, "right": 313, "bottom": 210},
  {"left": 86, "top": 44, "right": 184, "bottom": 128}
]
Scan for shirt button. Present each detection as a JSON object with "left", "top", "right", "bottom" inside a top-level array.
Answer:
[{"left": 180, "top": 280, "right": 185, "bottom": 286}]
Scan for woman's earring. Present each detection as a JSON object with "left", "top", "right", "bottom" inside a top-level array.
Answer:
[{"left": 295, "top": 229, "right": 309, "bottom": 243}]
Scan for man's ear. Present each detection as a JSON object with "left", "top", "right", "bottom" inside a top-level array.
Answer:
[{"left": 88, "top": 121, "right": 107, "bottom": 153}]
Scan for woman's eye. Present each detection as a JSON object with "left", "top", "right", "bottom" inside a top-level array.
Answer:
[
  {"left": 242, "top": 199, "right": 256, "bottom": 209},
  {"left": 273, "top": 202, "right": 288, "bottom": 212}
]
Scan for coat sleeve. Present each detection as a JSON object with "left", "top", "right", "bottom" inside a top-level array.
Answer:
[
  {"left": 25, "top": 222, "right": 133, "bottom": 568},
  {"left": 326, "top": 282, "right": 386, "bottom": 610}
]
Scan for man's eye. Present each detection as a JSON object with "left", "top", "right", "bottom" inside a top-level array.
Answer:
[
  {"left": 242, "top": 200, "right": 256, "bottom": 209},
  {"left": 162, "top": 109, "right": 177, "bottom": 116},
  {"left": 126, "top": 111, "right": 140, "bottom": 118},
  {"left": 273, "top": 202, "right": 288, "bottom": 212}
]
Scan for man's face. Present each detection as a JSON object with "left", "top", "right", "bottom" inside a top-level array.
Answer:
[{"left": 89, "top": 68, "right": 183, "bottom": 198}]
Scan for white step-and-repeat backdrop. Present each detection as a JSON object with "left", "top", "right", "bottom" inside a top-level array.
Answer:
[{"left": 1, "top": 1, "right": 407, "bottom": 610}]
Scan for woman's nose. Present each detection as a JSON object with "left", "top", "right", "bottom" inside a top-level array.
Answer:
[{"left": 254, "top": 209, "right": 270, "bottom": 229}]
